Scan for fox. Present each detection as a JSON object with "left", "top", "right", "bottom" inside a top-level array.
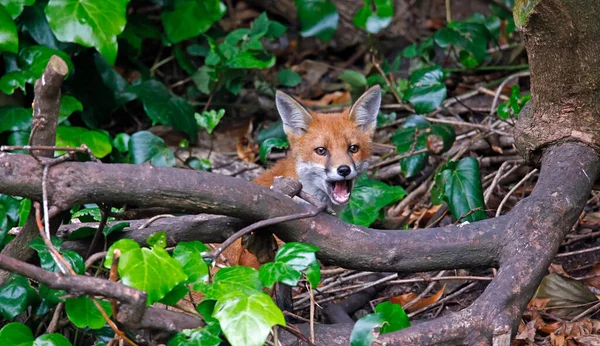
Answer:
[{"left": 219, "top": 85, "right": 382, "bottom": 269}]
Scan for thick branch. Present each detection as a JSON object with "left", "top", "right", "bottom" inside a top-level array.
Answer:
[{"left": 0, "top": 154, "right": 503, "bottom": 273}]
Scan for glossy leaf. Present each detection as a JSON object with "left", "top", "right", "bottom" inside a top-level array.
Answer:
[
  {"left": 195, "top": 109, "right": 225, "bottom": 134},
  {"left": 103, "top": 238, "right": 139, "bottom": 268},
  {"left": 259, "top": 138, "right": 289, "bottom": 163},
  {"left": 167, "top": 324, "right": 222, "bottom": 346},
  {"left": 433, "top": 157, "right": 487, "bottom": 222},
  {"left": 33, "top": 334, "right": 72, "bottom": 346},
  {"left": 161, "top": 0, "right": 226, "bottom": 43},
  {"left": 259, "top": 242, "right": 319, "bottom": 288},
  {"left": 65, "top": 296, "right": 112, "bottom": 329},
  {"left": 106, "top": 239, "right": 187, "bottom": 305},
  {"left": 405, "top": 65, "right": 447, "bottom": 114},
  {"left": 434, "top": 21, "right": 489, "bottom": 67},
  {"left": 128, "top": 80, "right": 198, "bottom": 140},
  {"left": 353, "top": 0, "right": 394, "bottom": 34},
  {"left": 113, "top": 133, "right": 130, "bottom": 153},
  {"left": 0, "top": 0, "right": 34, "bottom": 18},
  {"left": 295, "top": 0, "right": 339, "bottom": 42},
  {"left": 0, "top": 71, "right": 30, "bottom": 95},
  {"left": 128, "top": 131, "right": 176, "bottom": 167},
  {"left": 173, "top": 241, "right": 210, "bottom": 285},
  {"left": 0, "top": 322, "right": 34, "bottom": 346},
  {"left": 66, "top": 226, "right": 96, "bottom": 241},
  {"left": 305, "top": 260, "right": 321, "bottom": 288},
  {"left": 58, "top": 95, "right": 83, "bottom": 124},
  {"left": 45, "top": 0, "right": 130, "bottom": 65},
  {"left": 55, "top": 126, "right": 112, "bottom": 158},
  {"left": 0, "top": 275, "right": 37, "bottom": 320},
  {"left": 159, "top": 284, "right": 190, "bottom": 306},
  {"left": 0, "top": 5, "right": 18, "bottom": 54},
  {"left": 146, "top": 231, "right": 167, "bottom": 249},
  {"left": 339, "top": 70, "right": 367, "bottom": 90},
  {"left": 187, "top": 157, "right": 212, "bottom": 171},
  {"left": 29, "top": 237, "right": 85, "bottom": 274},
  {"left": 275, "top": 69, "right": 302, "bottom": 87},
  {"left": 227, "top": 51, "right": 275, "bottom": 69},
  {"left": 214, "top": 291, "right": 285, "bottom": 346},
  {"left": 103, "top": 222, "right": 129, "bottom": 236},
  {"left": 0, "top": 106, "right": 31, "bottom": 134},
  {"left": 257, "top": 121, "right": 287, "bottom": 144},
  {"left": 18, "top": 45, "right": 74, "bottom": 80},
  {"left": 375, "top": 302, "right": 410, "bottom": 333},
  {"left": 341, "top": 174, "right": 406, "bottom": 226},
  {"left": 350, "top": 312, "right": 384, "bottom": 346},
  {"left": 196, "top": 266, "right": 262, "bottom": 300}
]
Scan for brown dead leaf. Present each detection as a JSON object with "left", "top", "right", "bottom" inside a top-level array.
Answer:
[
  {"left": 515, "top": 320, "right": 536, "bottom": 343},
  {"left": 549, "top": 264, "right": 570, "bottom": 277},
  {"left": 550, "top": 333, "right": 566, "bottom": 346},
  {"left": 236, "top": 121, "right": 258, "bottom": 162},
  {"left": 390, "top": 284, "right": 445, "bottom": 312},
  {"left": 404, "top": 204, "right": 442, "bottom": 226},
  {"left": 574, "top": 335, "right": 600, "bottom": 346},
  {"left": 583, "top": 264, "right": 600, "bottom": 292},
  {"left": 300, "top": 91, "right": 351, "bottom": 107},
  {"left": 528, "top": 297, "right": 552, "bottom": 310}
]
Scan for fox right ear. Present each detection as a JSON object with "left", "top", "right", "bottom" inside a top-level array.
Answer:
[{"left": 276, "top": 91, "right": 313, "bottom": 136}]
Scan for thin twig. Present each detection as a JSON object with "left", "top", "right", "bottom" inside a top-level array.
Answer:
[
  {"left": 403, "top": 271, "right": 446, "bottom": 309},
  {"left": 408, "top": 282, "right": 479, "bottom": 318},
  {"left": 495, "top": 169, "right": 538, "bottom": 217},
  {"left": 556, "top": 244, "right": 600, "bottom": 258},
  {"left": 490, "top": 70, "right": 531, "bottom": 116},
  {"left": 309, "top": 283, "right": 315, "bottom": 344}
]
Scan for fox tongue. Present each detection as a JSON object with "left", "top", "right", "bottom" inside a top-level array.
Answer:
[{"left": 334, "top": 181, "right": 348, "bottom": 195}]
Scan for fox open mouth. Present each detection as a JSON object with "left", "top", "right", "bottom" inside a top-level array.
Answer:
[{"left": 328, "top": 179, "right": 354, "bottom": 205}]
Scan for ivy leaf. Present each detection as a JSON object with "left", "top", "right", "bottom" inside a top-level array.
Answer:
[
  {"left": 434, "top": 21, "right": 489, "bottom": 67},
  {"left": 0, "top": 5, "right": 18, "bottom": 54},
  {"left": 65, "top": 296, "right": 112, "bottom": 329},
  {"left": 55, "top": 126, "right": 112, "bottom": 158},
  {"left": 0, "top": 71, "right": 30, "bottom": 95},
  {"left": 113, "top": 133, "right": 130, "bottom": 154},
  {"left": 103, "top": 222, "right": 129, "bottom": 237},
  {"left": 29, "top": 237, "right": 85, "bottom": 274},
  {"left": 195, "top": 109, "right": 225, "bottom": 134},
  {"left": 305, "top": 260, "right": 321, "bottom": 288},
  {"left": 0, "top": 0, "right": 35, "bottom": 19},
  {"left": 227, "top": 51, "right": 276, "bottom": 69},
  {"left": 350, "top": 312, "right": 384, "bottom": 346},
  {"left": 0, "top": 322, "right": 34, "bottom": 346},
  {"left": 19, "top": 2, "right": 63, "bottom": 49},
  {"left": 161, "top": 0, "right": 226, "bottom": 43},
  {"left": 433, "top": 157, "right": 487, "bottom": 222},
  {"left": 146, "top": 231, "right": 167, "bottom": 249},
  {"left": 191, "top": 65, "right": 212, "bottom": 94},
  {"left": 45, "top": 0, "right": 130, "bottom": 65},
  {"left": 405, "top": 65, "right": 447, "bottom": 114},
  {"left": 18, "top": 45, "right": 74, "bottom": 80},
  {"left": 128, "top": 131, "right": 176, "bottom": 167},
  {"left": 259, "top": 138, "right": 289, "bottom": 163},
  {"left": 66, "top": 226, "right": 96, "bottom": 241},
  {"left": 259, "top": 242, "right": 319, "bottom": 288},
  {"left": 167, "top": 324, "right": 222, "bottom": 346},
  {"left": 257, "top": 121, "right": 287, "bottom": 144},
  {"left": 33, "top": 334, "right": 72, "bottom": 346},
  {"left": 106, "top": 239, "right": 188, "bottom": 305},
  {"left": 295, "top": 0, "right": 339, "bottom": 42},
  {"left": 128, "top": 80, "right": 198, "bottom": 141},
  {"left": 275, "top": 69, "right": 302, "bottom": 87},
  {"left": 214, "top": 291, "right": 285, "bottom": 346},
  {"left": 196, "top": 266, "right": 262, "bottom": 300},
  {"left": 375, "top": 302, "right": 410, "bottom": 333},
  {"left": 159, "top": 284, "right": 189, "bottom": 306},
  {"left": 173, "top": 241, "right": 210, "bottom": 285},
  {"left": 339, "top": 70, "right": 367, "bottom": 91},
  {"left": 341, "top": 174, "right": 406, "bottom": 226},
  {"left": 58, "top": 95, "right": 83, "bottom": 124},
  {"left": 0, "top": 275, "right": 38, "bottom": 320},
  {"left": 353, "top": 0, "right": 394, "bottom": 34},
  {"left": 0, "top": 106, "right": 31, "bottom": 134},
  {"left": 187, "top": 157, "right": 212, "bottom": 171}
]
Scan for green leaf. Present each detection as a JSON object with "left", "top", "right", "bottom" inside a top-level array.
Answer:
[
  {"left": 227, "top": 51, "right": 276, "bottom": 69},
  {"left": 195, "top": 109, "right": 225, "bottom": 134},
  {"left": 17, "top": 199, "right": 31, "bottom": 227},
  {"left": 339, "top": 70, "right": 367, "bottom": 90},
  {"left": 295, "top": 0, "right": 339, "bottom": 42},
  {"left": 353, "top": 0, "right": 394, "bottom": 34},
  {"left": 187, "top": 157, "right": 212, "bottom": 171},
  {"left": 433, "top": 157, "right": 487, "bottom": 222},
  {"left": 71, "top": 207, "right": 102, "bottom": 222},
  {"left": 0, "top": 106, "right": 31, "bottom": 134},
  {"left": 20, "top": 3, "right": 63, "bottom": 49},
  {"left": 167, "top": 324, "right": 222, "bottom": 346},
  {"left": 275, "top": 69, "right": 302, "bottom": 87},
  {"left": 259, "top": 138, "right": 289, "bottom": 163},
  {"left": 18, "top": 45, "right": 74, "bottom": 80},
  {"left": 214, "top": 291, "right": 285, "bottom": 346},
  {"left": 58, "top": 95, "right": 83, "bottom": 124},
  {"left": 497, "top": 101, "right": 511, "bottom": 119},
  {"left": 434, "top": 21, "right": 489, "bottom": 67},
  {"left": 45, "top": 0, "right": 130, "bottom": 65},
  {"left": 259, "top": 262, "right": 302, "bottom": 288},
  {"left": 267, "top": 20, "right": 287, "bottom": 38},
  {"left": 65, "top": 296, "right": 112, "bottom": 329},
  {"left": 341, "top": 174, "right": 406, "bottom": 226},
  {"left": 0, "top": 322, "right": 34, "bottom": 346},
  {"left": 128, "top": 131, "right": 176, "bottom": 167},
  {"left": 56, "top": 126, "right": 112, "bottom": 158},
  {"left": 0, "top": 5, "right": 18, "bottom": 54},
  {"left": 191, "top": 65, "right": 212, "bottom": 94},
  {"left": 33, "top": 334, "right": 72, "bottom": 346},
  {"left": 0, "top": 275, "right": 38, "bottom": 320},
  {"left": 305, "top": 260, "right": 321, "bottom": 287},
  {"left": 405, "top": 65, "right": 447, "bottom": 114},
  {"left": 66, "top": 226, "right": 96, "bottom": 241},
  {"left": 375, "top": 302, "right": 410, "bottom": 333},
  {"left": 114, "top": 241, "right": 188, "bottom": 304},
  {"left": 257, "top": 121, "right": 287, "bottom": 144},
  {"left": 29, "top": 237, "right": 85, "bottom": 274},
  {"left": 0, "top": 0, "right": 34, "bottom": 19},
  {"left": 146, "top": 231, "right": 167, "bottom": 249},
  {"left": 160, "top": 283, "right": 190, "bottom": 306},
  {"left": 196, "top": 266, "right": 262, "bottom": 300},
  {"left": 113, "top": 133, "right": 130, "bottom": 153},
  {"left": 173, "top": 241, "right": 210, "bottom": 285},
  {"left": 161, "top": 0, "right": 226, "bottom": 43},
  {"left": 0, "top": 71, "right": 30, "bottom": 95},
  {"left": 128, "top": 80, "right": 198, "bottom": 140},
  {"left": 259, "top": 243, "right": 320, "bottom": 288},
  {"left": 103, "top": 222, "right": 129, "bottom": 236},
  {"left": 350, "top": 312, "right": 384, "bottom": 346},
  {"left": 104, "top": 239, "right": 139, "bottom": 268}
]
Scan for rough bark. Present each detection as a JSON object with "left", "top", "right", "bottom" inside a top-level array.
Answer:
[{"left": 0, "top": 56, "right": 68, "bottom": 285}]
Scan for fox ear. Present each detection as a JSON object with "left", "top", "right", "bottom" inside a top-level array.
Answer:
[
  {"left": 276, "top": 90, "right": 313, "bottom": 136},
  {"left": 349, "top": 85, "right": 381, "bottom": 133}
]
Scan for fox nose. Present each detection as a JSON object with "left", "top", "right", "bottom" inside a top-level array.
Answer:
[{"left": 337, "top": 165, "right": 351, "bottom": 177}]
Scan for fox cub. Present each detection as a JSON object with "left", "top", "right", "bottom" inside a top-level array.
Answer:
[
  {"left": 254, "top": 85, "right": 381, "bottom": 210},
  {"left": 221, "top": 86, "right": 381, "bottom": 268}
]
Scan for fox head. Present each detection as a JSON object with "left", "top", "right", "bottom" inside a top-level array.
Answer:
[{"left": 275, "top": 85, "right": 381, "bottom": 207}]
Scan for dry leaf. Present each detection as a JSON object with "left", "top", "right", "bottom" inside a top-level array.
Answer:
[
  {"left": 583, "top": 264, "right": 600, "bottom": 293},
  {"left": 515, "top": 320, "right": 536, "bottom": 343},
  {"left": 390, "top": 284, "right": 445, "bottom": 312},
  {"left": 574, "top": 335, "right": 600, "bottom": 346},
  {"left": 300, "top": 91, "right": 351, "bottom": 107}
]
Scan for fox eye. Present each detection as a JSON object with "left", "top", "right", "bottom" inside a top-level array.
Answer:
[
  {"left": 349, "top": 145, "right": 359, "bottom": 153},
  {"left": 314, "top": 147, "right": 327, "bottom": 156}
]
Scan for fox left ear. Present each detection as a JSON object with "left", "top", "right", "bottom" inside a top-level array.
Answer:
[{"left": 349, "top": 85, "right": 381, "bottom": 133}]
